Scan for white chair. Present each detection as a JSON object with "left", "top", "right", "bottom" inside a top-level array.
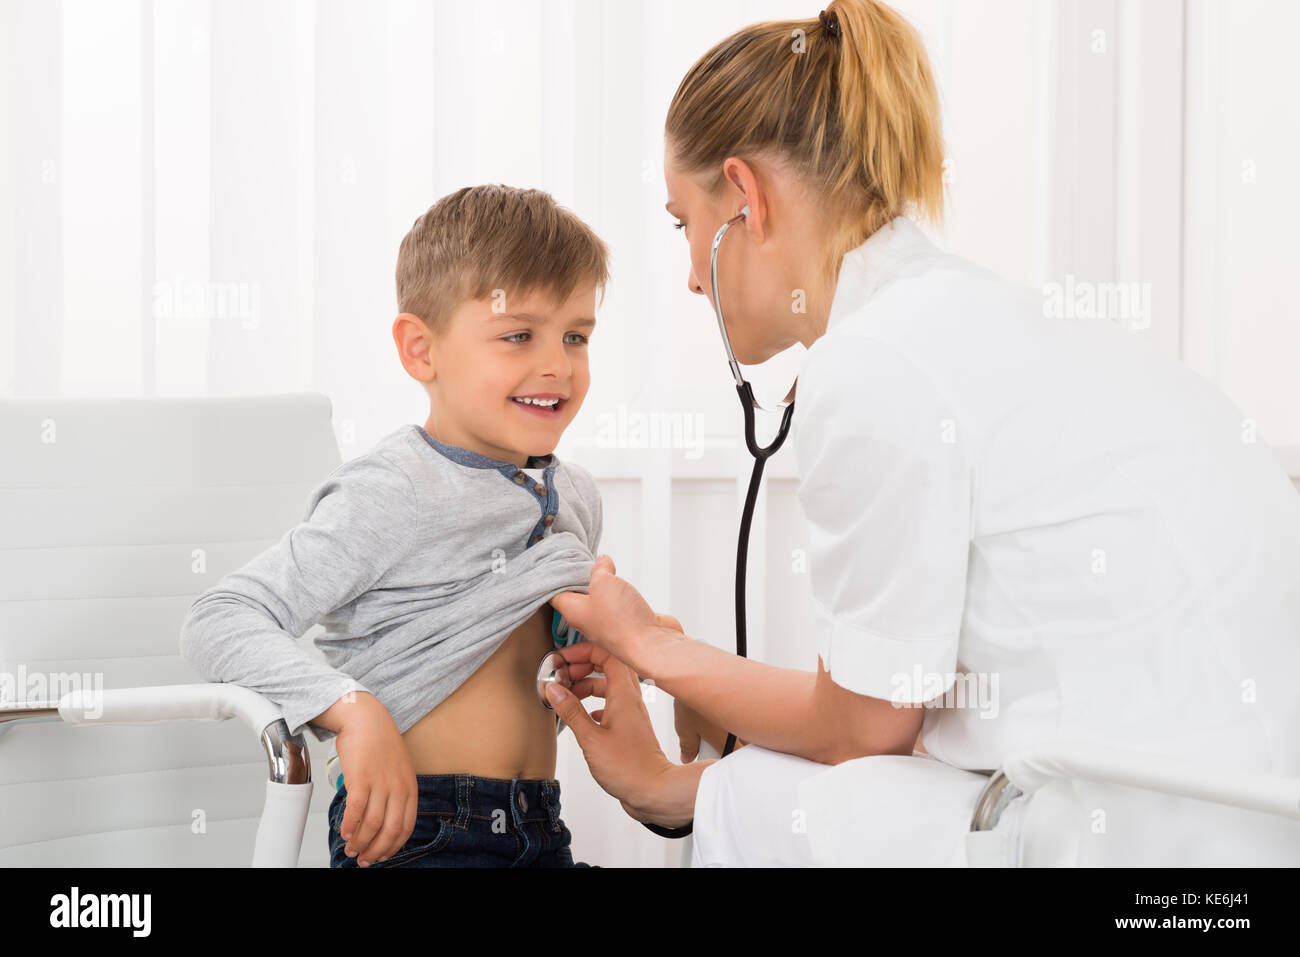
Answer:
[
  {"left": 0, "top": 393, "right": 343, "bottom": 866},
  {"left": 967, "top": 739, "right": 1300, "bottom": 866}
]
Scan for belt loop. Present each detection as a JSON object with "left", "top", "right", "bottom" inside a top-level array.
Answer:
[
  {"left": 455, "top": 775, "right": 472, "bottom": 830},
  {"left": 509, "top": 780, "right": 524, "bottom": 828},
  {"left": 544, "top": 782, "right": 560, "bottom": 832}
]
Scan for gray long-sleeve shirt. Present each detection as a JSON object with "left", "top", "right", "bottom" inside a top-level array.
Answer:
[{"left": 179, "top": 423, "right": 601, "bottom": 743}]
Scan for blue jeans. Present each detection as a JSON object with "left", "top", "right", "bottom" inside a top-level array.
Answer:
[{"left": 327, "top": 773, "right": 593, "bottom": 867}]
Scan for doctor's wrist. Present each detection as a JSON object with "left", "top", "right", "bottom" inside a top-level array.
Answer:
[
  {"left": 635, "top": 625, "right": 689, "bottom": 689},
  {"left": 630, "top": 759, "right": 711, "bottom": 829}
]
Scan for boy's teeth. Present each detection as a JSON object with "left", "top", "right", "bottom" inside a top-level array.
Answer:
[{"left": 514, "top": 397, "right": 558, "bottom": 407}]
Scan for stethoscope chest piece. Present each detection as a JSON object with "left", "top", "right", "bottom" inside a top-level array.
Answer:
[
  {"left": 535, "top": 650, "right": 571, "bottom": 711},
  {"left": 536, "top": 650, "right": 573, "bottom": 736}
]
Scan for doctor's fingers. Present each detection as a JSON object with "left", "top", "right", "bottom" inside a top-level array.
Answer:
[
  {"left": 569, "top": 661, "right": 643, "bottom": 704},
  {"left": 597, "top": 652, "right": 648, "bottom": 699},
  {"left": 557, "top": 640, "right": 612, "bottom": 670},
  {"left": 568, "top": 673, "right": 606, "bottom": 701},
  {"left": 564, "top": 661, "right": 595, "bottom": 683}
]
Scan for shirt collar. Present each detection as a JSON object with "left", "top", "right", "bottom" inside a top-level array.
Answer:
[
  {"left": 824, "top": 216, "right": 940, "bottom": 335},
  {"left": 413, "top": 425, "right": 556, "bottom": 472}
]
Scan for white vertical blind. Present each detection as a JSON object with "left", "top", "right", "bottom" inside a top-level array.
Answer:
[
  {"left": 3, "top": 0, "right": 64, "bottom": 394},
  {"left": 62, "top": 0, "right": 143, "bottom": 393},
  {"left": 153, "top": 0, "right": 212, "bottom": 395},
  {"left": 1183, "top": 0, "right": 1300, "bottom": 460}
]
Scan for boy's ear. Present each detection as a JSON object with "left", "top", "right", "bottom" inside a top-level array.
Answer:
[{"left": 393, "top": 312, "right": 437, "bottom": 383}]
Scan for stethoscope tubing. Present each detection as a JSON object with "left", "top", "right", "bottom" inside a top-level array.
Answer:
[{"left": 641, "top": 208, "right": 796, "bottom": 840}]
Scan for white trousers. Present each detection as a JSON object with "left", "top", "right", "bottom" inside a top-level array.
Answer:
[
  {"left": 690, "top": 744, "right": 1300, "bottom": 867},
  {"left": 690, "top": 745, "right": 991, "bottom": 867}
]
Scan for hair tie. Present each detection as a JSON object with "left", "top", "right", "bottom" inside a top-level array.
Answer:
[{"left": 818, "top": 9, "right": 842, "bottom": 38}]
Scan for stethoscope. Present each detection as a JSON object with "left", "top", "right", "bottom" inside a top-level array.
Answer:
[{"left": 535, "top": 202, "right": 796, "bottom": 839}]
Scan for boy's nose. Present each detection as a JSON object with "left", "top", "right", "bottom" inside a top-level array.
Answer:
[{"left": 537, "top": 337, "right": 572, "bottom": 377}]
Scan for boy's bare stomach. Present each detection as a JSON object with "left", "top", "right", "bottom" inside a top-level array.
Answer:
[{"left": 400, "top": 603, "right": 558, "bottom": 779}]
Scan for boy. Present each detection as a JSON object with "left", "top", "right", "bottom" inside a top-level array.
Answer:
[{"left": 179, "top": 185, "right": 609, "bottom": 867}]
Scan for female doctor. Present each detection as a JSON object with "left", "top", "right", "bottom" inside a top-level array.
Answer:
[{"left": 549, "top": 0, "right": 1300, "bottom": 866}]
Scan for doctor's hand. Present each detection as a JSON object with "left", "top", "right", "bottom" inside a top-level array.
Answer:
[
  {"left": 675, "top": 697, "right": 746, "bottom": 762},
  {"left": 546, "top": 642, "right": 695, "bottom": 829},
  {"left": 550, "top": 554, "right": 686, "bottom": 679}
]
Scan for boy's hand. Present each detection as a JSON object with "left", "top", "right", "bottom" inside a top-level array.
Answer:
[{"left": 328, "top": 693, "right": 418, "bottom": 867}]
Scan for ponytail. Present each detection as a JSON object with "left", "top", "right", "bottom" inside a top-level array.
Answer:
[{"left": 665, "top": 0, "right": 945, "bottom": 286}]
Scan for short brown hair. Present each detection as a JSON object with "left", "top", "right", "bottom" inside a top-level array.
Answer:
[
  {"left": 396, "top": 184, "right": 611, "bottom": 335},
  {"left": 665, "top": 0, "right": 945, "bottom": 289}
]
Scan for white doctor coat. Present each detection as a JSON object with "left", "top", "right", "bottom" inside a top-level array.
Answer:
[{"left": 691, "top": 216, "right": 1300, "bottom": 866}]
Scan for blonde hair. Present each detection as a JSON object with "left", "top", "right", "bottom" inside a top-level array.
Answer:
[
  {"left": 397, "top": 185, "right": 610, "bottom": 335},
  {"left": 664, "top": 0, "right": 945, "bottom": 288}
]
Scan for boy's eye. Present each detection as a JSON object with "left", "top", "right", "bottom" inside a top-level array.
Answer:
[
  {"left": 503, "top": 332, "right": 589, "bottom": 345},
  {"left": 673, "top": 221, "right": 685, "bottom": 232}
]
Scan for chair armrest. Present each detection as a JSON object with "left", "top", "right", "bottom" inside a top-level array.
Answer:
[
  {"left": 2, "top": 683, "right": 314, "bottom": 866},
  {"left": 3, "top": 683, "right": 310, "bottom": 786},
  {"left": 56, "top": 682, "right": 284, "bottom": 739},
  {"left": 971, "top": 738, "right": 1300, "bottom": 832}
]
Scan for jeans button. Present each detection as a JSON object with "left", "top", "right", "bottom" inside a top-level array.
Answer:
[{"left": 517, "top": 790, "right": 528, "bottom": 812}]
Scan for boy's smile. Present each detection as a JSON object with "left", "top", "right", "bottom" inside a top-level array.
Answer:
[{"left": 398, "top": 285, "right": 596, "bottom": 469}]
